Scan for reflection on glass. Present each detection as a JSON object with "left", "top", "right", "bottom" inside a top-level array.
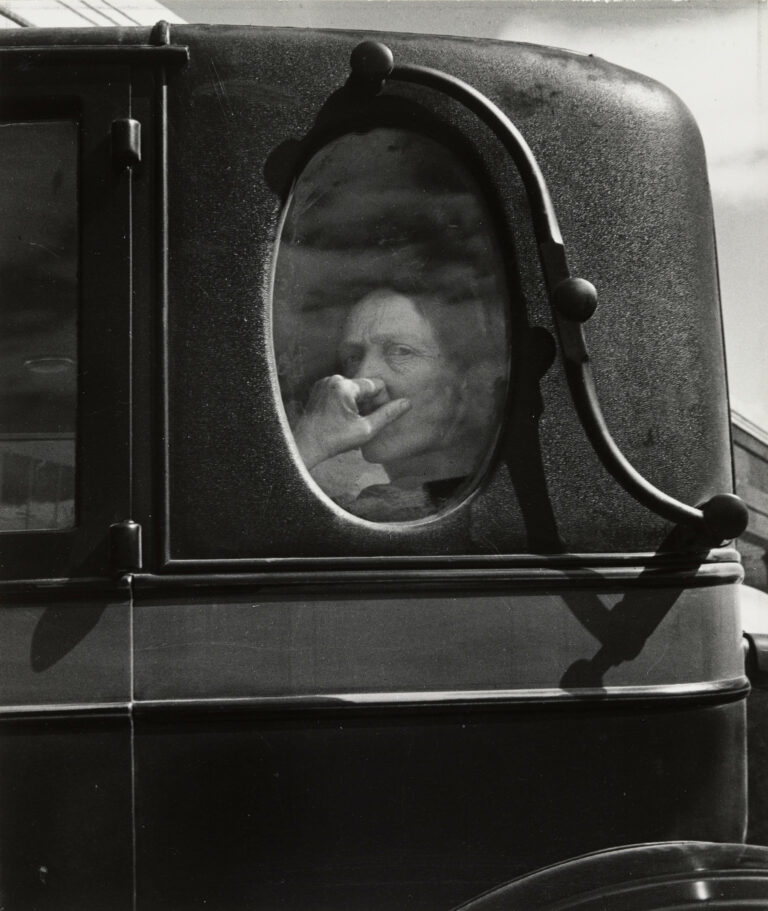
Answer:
[
  {"left": 273, "top": 128, "right": 509, "bottom": 522},
  {"left": 0, "top": 121, "right": 78, "bottom": 531}
]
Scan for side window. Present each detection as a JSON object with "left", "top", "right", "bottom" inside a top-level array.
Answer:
[
  {"left": 0, "top": 120, "right": 78, "bottom": 531},
  {"left": 272, "top": 128, "right": 509, "bottom": 523},
  {"left": 0, "top": 64, "right": 132, "bottom": 581}
]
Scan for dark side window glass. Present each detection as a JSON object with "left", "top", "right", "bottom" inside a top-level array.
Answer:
[
  {"left": 0, "top": 120, "right": 78, "bottom": 531},
  {"left": 272, "top": 128, "right": 509, "bottom": 523}
]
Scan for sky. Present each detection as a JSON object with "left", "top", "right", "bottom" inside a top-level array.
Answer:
[{"left": 164, "top": 0, "right": 768, "bottom": 437}]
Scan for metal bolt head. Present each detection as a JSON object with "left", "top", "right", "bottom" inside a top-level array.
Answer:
[
  {"left": 350, "top": 41, "right": 395, "bottom": 81},
  {"left": 701, "top": 493, "right": 749, "bottom": 542},
  {"left": 553, "top": 277, "right": 598, "bottom": 322}
]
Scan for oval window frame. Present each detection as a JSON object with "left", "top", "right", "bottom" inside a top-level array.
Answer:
[{"left": 268, "top": 112, "right": 521, "bottom": 530}]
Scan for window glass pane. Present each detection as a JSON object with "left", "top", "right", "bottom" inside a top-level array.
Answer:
[
  {"left": 273, "top": 128, "right": 509, "bottom": 522},
  {"left": 0, "top": 121, "right": 77, "bottom": 531}
]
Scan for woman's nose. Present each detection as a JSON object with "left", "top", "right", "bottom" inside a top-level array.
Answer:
[
  {"left": 352, "top": 350, "right": 386, "bottom": 384},
  {"left": 352, "top": 351, "right": 391, "bottom": 412}
]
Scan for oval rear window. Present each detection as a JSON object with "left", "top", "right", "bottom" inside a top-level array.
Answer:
[{"left": 272, "top": 127, "right": 509, "bottom": 523}]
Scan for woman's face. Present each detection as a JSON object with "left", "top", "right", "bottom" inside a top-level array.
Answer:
[{"left": 338, "top": 291, "right": 469, "bottom": 474}]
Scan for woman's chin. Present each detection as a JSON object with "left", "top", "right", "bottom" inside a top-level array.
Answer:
[
  {"left": 361, "top": 444, "right": 450, "bottom": 481},
  {"left": 360, "top": 439, "right": 396, "bottom": 466}
]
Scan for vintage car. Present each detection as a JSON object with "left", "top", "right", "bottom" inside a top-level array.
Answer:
[{"left": 2, "top": 19, "right": 768, "bottom": 910}]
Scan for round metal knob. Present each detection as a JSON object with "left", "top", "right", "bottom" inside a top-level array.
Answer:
[
  {"left": 553, "top": 278, "right": 598, "bottom": 322},
  {"left": 350, "top": 41, "right": 395, "bottom": 81},
  {"left": 701, "top": 493, "right": 749, "bottom": 542}
]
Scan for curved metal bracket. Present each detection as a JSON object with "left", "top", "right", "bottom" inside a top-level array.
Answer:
[{"left": 347, "top": 40, "right": 748, "bottom": 544}]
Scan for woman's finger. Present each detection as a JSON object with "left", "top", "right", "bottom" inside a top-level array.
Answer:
[
  {"left": 352, "top": 376, "right": 386, "bottom": 401},
  {"left": 365, "top": 397, "right": 411, "bottom": 435}
]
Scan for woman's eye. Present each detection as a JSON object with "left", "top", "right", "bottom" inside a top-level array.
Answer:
[{"left": 386, "top": 344, "right": 415, "bottom": 359}]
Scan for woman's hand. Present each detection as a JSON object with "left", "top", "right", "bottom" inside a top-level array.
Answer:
[{"left": 293, "top": 375, "right": 411, "bottom": 469}]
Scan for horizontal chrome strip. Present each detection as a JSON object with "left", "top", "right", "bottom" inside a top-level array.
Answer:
[
  {"left": 0, "top": 550, "right": 742, "bottom": 596},
  {"left": 160, "top": 546, "right": 740, "bottom": 571},
  {"left": 133, "top": 561, "right": 744, "bottom": 593},
  {"left": 0, "top": 702, "right": 131, "bottom": 722},
  {"left": 131, "top": 678, "right": 750, "bottom": 712},
  {"left": 0, "top": 576, "right": 130, "bottom": 598},
  {"left": 0, "top": 678, "right": 749, "bottom": 721},
  {"left": 134, "top": 678, "right": 750, "bottom": 714}
]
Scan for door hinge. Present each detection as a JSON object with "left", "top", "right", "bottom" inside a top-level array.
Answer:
[
  {"left": 112, "top": 118, "right": 141, "bottom": 168},
  {"left": 109, "top": 520, "right": 143, "bottom": 574}
]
